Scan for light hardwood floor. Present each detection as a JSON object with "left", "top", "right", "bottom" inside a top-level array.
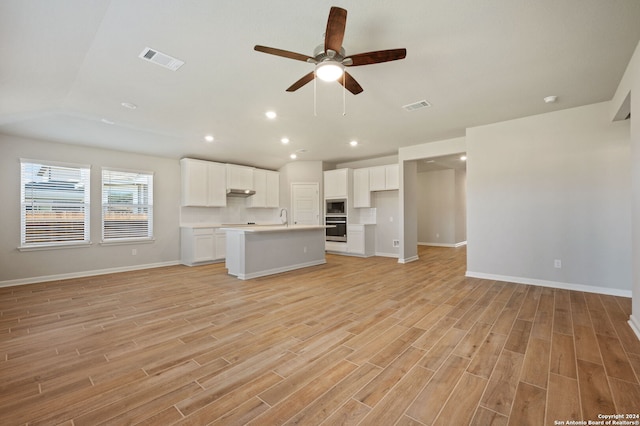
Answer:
[{"left": 1, "top": 246, "right": 639, "bottom": 425}]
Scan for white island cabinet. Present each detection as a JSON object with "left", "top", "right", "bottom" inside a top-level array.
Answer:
[{"left": 223, "top": 225, "right": 327, "bottom": 280}]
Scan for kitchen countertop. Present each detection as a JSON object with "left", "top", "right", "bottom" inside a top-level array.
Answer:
[
  {"left": 221, "top": 225, "right": 330, "bottom": 233},
  {"left": 180, "top": 222, "right": 282, "bottom": 229}
]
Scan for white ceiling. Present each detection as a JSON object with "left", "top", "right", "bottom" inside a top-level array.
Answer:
[{"left": 1, "top": 0, "right": 639, "bottom": 170}]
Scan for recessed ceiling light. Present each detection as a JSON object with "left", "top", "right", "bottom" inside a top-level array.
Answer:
[
  {"left": 281, "top": 137, "right": 289, "bottom": 144},
  {"left": 204, "top": 135, "right": 214, "bottom": 142},
  {"left": 543, "top": 95, "right": 557, "bottom": 104},
  {"left": 121, "top": 102, "right": 137, "bottom": 110},
  {"left": 265, "top": 111, "right": 277, "bottom": 119},
  {"left": 349, "top": 140, "right": 358, "bottom": 147},
  {"left": 290, "top": 153, "right": 297, "bottom": 159},
  {"left": 460, "top": 155, "right": 467, "bottom": 161}
]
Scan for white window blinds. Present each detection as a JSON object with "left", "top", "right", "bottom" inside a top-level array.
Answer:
[
  {"left": 102, "top": 168, "right": 154, "bottom": 242},
  {"left": 20, "top": 160, "right": 91, "bottom": 247}
]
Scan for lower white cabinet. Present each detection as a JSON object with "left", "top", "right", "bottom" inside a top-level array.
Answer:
[
  {"left": 325, "top": 241, "right": 348, "bottom": 253},
  {"left": 347, "top": 224, "right": 375, "bottom": 257},
  {"left": 181, "top": 227, "right": 226, "bottom": 266},
  {"left": 214, "top": 229, "right": 226, "bottom": 260}
]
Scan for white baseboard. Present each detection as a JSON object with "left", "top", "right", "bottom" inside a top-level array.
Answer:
[
  {"left": 375, "top": 252, "right": 399, "bottom": 258},
  {"left": 629, "top": 315, "right": 640, "bottom": 341},
  {"left": 398, "top": 255, "right": 419, "bottom": 264},
  {"left": 234, "top": 259, "right": 326, "bottom": 280},
  {"left": 465, "top": 271, "right": 632, "bottom": 298},
  {"left": 418, "top": 241, "right": 467, "bottom": 248},
  {"left": 0, "top": 261, "right": 181, "bottom": 288}
]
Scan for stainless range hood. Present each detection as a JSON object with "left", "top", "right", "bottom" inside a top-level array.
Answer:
[{"left": 226, "top": 188, "right": 256, "bottom": 197}]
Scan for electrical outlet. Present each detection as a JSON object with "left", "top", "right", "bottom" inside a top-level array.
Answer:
[
  {"left": 393, "top": 239, "right": 400, "bottom": 248},
  {"left": 436, "top": 233, "right": 440, "bottom": 239},
  {"left": 554, "top": 259, "right": 561, "bottom": 268},
  {"left": 132, "top": 248, "right": 137, "bottom": 256},
  {"left": 303, "top": 246, "right": 307, "bottom": 253}
]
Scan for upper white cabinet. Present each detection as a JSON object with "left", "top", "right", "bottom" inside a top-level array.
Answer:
[
  {"left": 369, "top": 164, "right": 399, "bottom": 191},
  {"left": 385, "top": 164, "right": 399, "bottom": 189},
  {"left": 324, "top": 168, "right": 351, "bottom": 199},
  {"left": 265, "top": 171, "right": 280, "bottom": 207},
  {"left": 181, "top": 158, "right": 226, "bottom": 207},
  {"left": 248, "top": 169, "right": 280, "bottom": 208},
  {"left": 226, "top": 164, "right": 254, "bottom": 190},
  {"left": 353, "top": 168, "right": 371, "bottom": 208}
]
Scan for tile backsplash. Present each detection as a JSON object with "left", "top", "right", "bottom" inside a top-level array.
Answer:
[{"left": 180, "top": 197, "right": 281, "bottom": 225}]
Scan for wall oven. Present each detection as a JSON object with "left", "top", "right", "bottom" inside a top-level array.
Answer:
[
  {"left": 326, "top": 199, "right": 346, "bottom": 215},
  {"left": 325, "top": 216, "right": 347, "bottom": 242}
]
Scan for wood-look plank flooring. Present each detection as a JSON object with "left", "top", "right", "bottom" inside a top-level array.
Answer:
[{"left": 1, "top": 246, "right": 639, "bottom": 425}]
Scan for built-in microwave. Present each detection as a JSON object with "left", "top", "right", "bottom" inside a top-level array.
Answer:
[{"left": 326, "top": 199, "right": 346, "bottom": 215}]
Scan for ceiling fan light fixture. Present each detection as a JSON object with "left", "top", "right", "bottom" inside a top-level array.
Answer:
[{"left": 315, "top": 61, "right": 344, "bottom": 82}]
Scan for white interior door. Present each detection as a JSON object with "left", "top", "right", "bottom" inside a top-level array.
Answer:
[{"left": 291, "top": 183, "right": 320, "bottom": 225}]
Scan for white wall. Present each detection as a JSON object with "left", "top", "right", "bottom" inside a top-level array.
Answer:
[
  {"left": 417, "top": 169, "right": 467, "bottom": 246},
  {"left": 612, "top": 41, "right": 639, "bottom": 336},
  {"left": 373, "top": 190, "right": 400, "bottom": 257},
  {"left": 0, "top": 134, "right": 181, "bottom": 285},
  {"left": 336, "top": 155, "right": 399, "bottom": 169},
  {"left": 455, "top": 169, "right": 467, "bottom": 243},
  {"left": 466, "top": 102, "right": 631, "bottom": 295}
]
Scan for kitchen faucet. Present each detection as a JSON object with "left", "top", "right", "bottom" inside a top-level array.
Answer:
[{"left": 280, "top": 208, "right": 288, "bottom": 226}]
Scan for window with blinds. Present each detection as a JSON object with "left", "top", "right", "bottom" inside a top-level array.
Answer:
[
  {"left": 20, "top": 160, "right": 91, "bottom": 247},
  {"left": 102, "top": 168, "right": 154, "bottom": 242}
]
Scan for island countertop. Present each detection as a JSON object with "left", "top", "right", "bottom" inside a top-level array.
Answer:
[{"left": 220, "top": 225, "right": 331, "bottom": 233}]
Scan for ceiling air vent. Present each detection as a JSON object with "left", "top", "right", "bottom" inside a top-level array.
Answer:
[
  {"left": 402, "top": 100, "right": 431, "bottom": 112},
  {"left": 138, "top": 47, "right": 184, "bottom": 71}
]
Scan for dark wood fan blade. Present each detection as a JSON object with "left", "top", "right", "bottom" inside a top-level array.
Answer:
[
  {"left": 324, "top": 7, "right": 347, "bottom": 55},
  {"left": 254, "top": 45, "right": 315, "bottom": 63},
  {"left": 338, "top": 71, "right": 363, "bottom": 95},
  {"left": 344, "top": 48, "right": 407, "bottom": 66},
  {"left": 286, "top": 71, "right": 315, "bottom": 92}
]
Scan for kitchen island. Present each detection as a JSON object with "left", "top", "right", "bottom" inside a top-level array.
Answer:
[{"left": 221, "top": 225, "right": 328, "bottom": 280}]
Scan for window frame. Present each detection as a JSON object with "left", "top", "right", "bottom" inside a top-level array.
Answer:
[
  {"left": 101, "top": 167, "right": 154, "bottom": 244},
  {"left": 19, "top": 159, "right": 91, "bottom": 250}
]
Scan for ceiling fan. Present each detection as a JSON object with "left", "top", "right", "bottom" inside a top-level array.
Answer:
[{"left": 254, "top": 6, "right": 406, "bottom": 95}]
